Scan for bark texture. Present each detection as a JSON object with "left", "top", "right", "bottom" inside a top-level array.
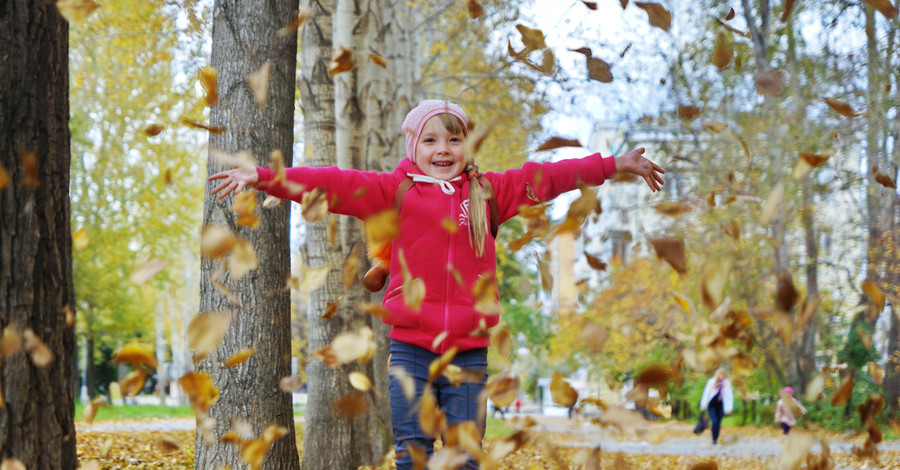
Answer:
[
  {"left": 0, "top": 1, "right": 76, "bottom": 468},
  {"left": 197, "top": 0, "right": 300, "bottom": 467}
]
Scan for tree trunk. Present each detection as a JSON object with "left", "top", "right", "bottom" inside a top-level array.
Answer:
[
  {"left": 196, "top": 0, "right": 301, "bottom": 467},
  {"left": 0, "top": 1, "right": 76, "bottom": 468}
]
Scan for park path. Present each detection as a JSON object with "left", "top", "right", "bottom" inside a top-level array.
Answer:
[{"left": 77, "top": 413, "right": 900, "bottom": 462}]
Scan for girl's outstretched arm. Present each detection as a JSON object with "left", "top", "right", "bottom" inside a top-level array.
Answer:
[
  {"left": 614, "top": 147, "right": 665, "bottom": 192},
  {"left": 208, "top": 167, "right": 259, "bottom": 200}
]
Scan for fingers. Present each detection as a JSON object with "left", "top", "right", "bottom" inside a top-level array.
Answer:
[{"left": 208, "top": 171, "right": 229, "bottom": 181}]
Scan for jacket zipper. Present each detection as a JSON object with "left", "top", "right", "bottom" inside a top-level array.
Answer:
[{"left": 442, "top": 192, "right": 454, "bottom": 353}]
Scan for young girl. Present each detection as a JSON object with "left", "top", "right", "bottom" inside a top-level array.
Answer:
[
  {"left": 209, "top": 99, "right": 665, "bottom": 469},
  {"left": 774, "top": 386, "right": 807, "bottom": 435}
]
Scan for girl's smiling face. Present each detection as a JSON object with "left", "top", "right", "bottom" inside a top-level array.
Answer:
[{"left": 414, "top": 115, "right": 466, "bottom": 180}]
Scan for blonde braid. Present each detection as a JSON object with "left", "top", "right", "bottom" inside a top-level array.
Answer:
[{"left": 466, "top": 162, "right": 489, "bottom": 257}]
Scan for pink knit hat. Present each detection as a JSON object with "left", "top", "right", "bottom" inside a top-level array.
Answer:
[
  {"left": 401, "top": 99, "right": 468, "bottom": 163},
  {"left": 783, "top": 386, "right": 793, "bottom": 395}
]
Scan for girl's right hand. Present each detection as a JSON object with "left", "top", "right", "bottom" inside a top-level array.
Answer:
[{"left": 208, "top": 167, "right": 259, "bottom": 199}]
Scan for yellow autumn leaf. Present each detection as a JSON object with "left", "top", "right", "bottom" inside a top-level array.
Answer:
[
  {"left": 201, "top": 225, "right": 236, "bottom": 259},
  {"left": 277, "top": 7, "right": 315, "bottom": 37},
  {"left": 342, "top": 243, "right": 361, "bottom": 289},
  {"left": 759, "top": 181, "right": 784, "bottom": 227},
  {"left": 198, "top": 67, "right": 218, "bottom": 106},
  {"left": 224, "top": 348, "right": 256, "bottom": 368},
  {"left": 299, "top": 264, "right": 331, "bottom": 294},
  {"left": 120, "top": 370, "right": 148, "bottom": 397},
  {"left": 227, "top": 238, "right": 258, "bottom": 281},
  {"left": 491, "top": 324, "right": 512, "bottom": 358},
  {"left": 550, "top": 370, "right": 578, "bottom": 408},
  {"left": 232, "top": 190, "right": 259, "bottom": 228},
  {"left": 300, "top": 187, "right": 328, "bottom": 222},
  {"left": 823, "top": 97, "right": 863, "bottom": 117},
  {"left": 368, "top": 53, "right": 387, "bottom": 68},
  {"left": 704, "top": 122, "right": 728, "bottom": 132},
  {"left": 178, "top": 371, "right": 220, "bottom": 414},
  {"left": 188, "top": 312, "right": 233, "bottom": 361},
  {"left": 712, "top": 31, "right": 733, "bottom": 70},
  {"left": 419, "top": 389, "right": 447, "bottom": 436},
  {"left": 56, "top": 0, "right": 99, "bottom": 23},
  {"left": 247, "top": 61, "right": 272, "bottom": 112},
  {"left": 331, "top": 326, "right": 376, "bottom": 365},
  {"left": 129, "top": 258, "right": 169, "bottom": 285},
  {"left": 115, "top": 343, "right": 157, "bottom": 369},
  {"left": 861, "top": 280, "right": 885, "bottom": 312},
  {"left": 22, "top": 329, "right": 54, "bottom": 367},
  {"left": 428, "top": 347, "right": 459, "bottom": 382},
  {"left": 473, "top": 273, "right": 499, "bottom": 315},
  {"left": 328, "top": 46, "right": 354, "bottom": 76},
  {"left": 349, "top": 371, "right": 373, "bottom": 392}
]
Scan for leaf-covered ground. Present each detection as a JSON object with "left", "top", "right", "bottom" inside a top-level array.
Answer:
[{"left": 76, "top": 419, "right": 900, "bottom": 469}]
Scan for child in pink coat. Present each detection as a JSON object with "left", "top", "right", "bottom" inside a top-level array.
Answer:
[
  {"left": 209, "top": 99, "right": 664, "bottom": 469},
  {"left": 775, "top": 386, "right": 807, "bottom": 435}
]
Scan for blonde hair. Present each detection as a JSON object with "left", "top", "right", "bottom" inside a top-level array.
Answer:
[
  {"left": 715, "top": 368, "right": 728, "bottom": 380},
  {"left": 435, "top": 113, "right": 488, "bottom": 257}
]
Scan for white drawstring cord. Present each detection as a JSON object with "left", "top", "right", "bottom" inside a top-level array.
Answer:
[{"left": 407, "top": 173, "right": 461, "bottom": 195}]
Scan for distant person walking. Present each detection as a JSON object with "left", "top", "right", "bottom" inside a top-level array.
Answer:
[
  {"left": 699, "top": 368, "right": 733, "bottom": 445},
  {"left": 774, "top": 386, "right": 807, "bottom": 435}
]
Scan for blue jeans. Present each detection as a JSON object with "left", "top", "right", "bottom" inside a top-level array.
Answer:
[
  {"left": 708, "top": 397, "right": 724, "bottom": 443},
  {"left": 389, "top": 340, "right": 487, "bottom": 470}
]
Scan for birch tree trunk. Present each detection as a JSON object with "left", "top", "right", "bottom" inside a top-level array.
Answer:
[
  {"left": 0, "top": 1, "right": 76, "bottom": 468},
  {"left": 196, "top": 0, "right": 300, "bottom": 467}
]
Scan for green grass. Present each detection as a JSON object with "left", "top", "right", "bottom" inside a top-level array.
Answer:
[
  {"left": 484, "top": 417, "right": 513, "bottom": 438},
  {"left": 75, "top": 402, "right": 194, "bottom": 422}
]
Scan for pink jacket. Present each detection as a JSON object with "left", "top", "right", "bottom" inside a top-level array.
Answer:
[{"left": 256, "top": 154, "right": 618, "bottom": 353}]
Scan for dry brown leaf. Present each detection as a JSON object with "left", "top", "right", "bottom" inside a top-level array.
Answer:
[
  {"left": 635, "top": 2, "right": 672, "bottom": 31},
  {"left": 872, "top": 166, "right": 897, "bottom": 188},
  {"left": 700, "top": 258, "right": 732, "bottom": 310},
  {"left": 677, "top": 105, "right": 701, "bottom": 121},
  {"left": 115, "top": 343, "right": 157, "bottom": 369},
  {"left": 22, "top": 329, "right": 53, "bottom": 367},
  {"left": 246, "top": 61, "right": 272, "bottom": 112},
  {"left": 536, "top": 252, "right": 553, "bottom": 293},
  {"left": 342, "top": 242, "right": 361, "bottom": 290},
  {"left": 868, "top": 362, "right": 885, "bottom": 386},
  {"left": 722, "top": 219, "right": 740, "bottom": 241},
  {"left": 277, "top": 8, "right": 314, "bottom": 37},
  {"left": 704, "top": 122, "right": 728, "bottom": 133},
  {"left": 280, "top": 375, "right": 305, "bottom": 393},
  {"left": 584, "top": 251, "right": 607, "bottom": 271},
  {"left": 725, "top": 8, "right": 735, "bottom": 20},
  {"left": 755, "top": 68, "right": 785, "bottom": 96},
  {"left": 714, "top": 17, "right": 751, "bottom": 38},
  {"left": 0, "top": 164, "right": 9, "bottom": 190},
  {"left": 120, "top": 370, "right": 148, "bottom": 397},
  {"left": 466, "top": 0, "right": 485, "bottom": 18},
  {"left": 224, "top": 348, "right": 256, "bottom": 368},
  {"left": 634, "top": 364, "right": 672, "bottom": 387},
  {"left": 781, "top": 0, "right": 797, "bottom": 22},
  {"left": 830, "top": 371, "right": 854, "bottom": 406},
  {"left": 129, "top": 258, "right": 169, "bottom": 285},
  {"left": 712, "top": 31, "right": 733, "bottom": 70},
  {"left": 865, "top": 0, "right": 899, "bottom": 19},
  {"left": 473, "top": 273, "right": 499, "bottom": 315},
  {"left": 227, "top": 238, "right": 258, "bottom": 281},
  {"left": 776, "top": 273, "right": 799, "bottom": 312},
  {"left": 0, "top": 325, "right": 21, "bottom": 358},
  {"left": 648, "top": 236, "right": 687, "bottom": 274},
  {"left": 582, "top": 1, "right": 598, "bottom": 10},
  {"left": 550, "top": 370, "right": 578, "bottom": 407},
  {"left": 428, "top": 347, "right": 459, "bottom": 382},
  {"left": 795, "top": 295, "right": 820, "bottom": 334},
  {"left": 198, "top": 67, "right": 218, "bottom": 106},
  {"left": 368, "top": 53, "right": 387, "bottom": 68},
  {"left": 82, "top": 397, "right": 105, "bottom": 424},
  {"left": 823, "top": 97, "right": 863, "bottom": 117},
  {"left": 390, "top": 366, "right": 417, "bottom": 403},
  {"left": 182, "top": 119, "right": 226, "bottom": 134},
  {"left": 56, "top": 0, "right": 99, "bottom": 23},
  {"left": 144, "top": 124, "right": 164, "bottom": 137},
  {"left": 155, "top": 435, "right": 181, "bottom": 455},
  {"left": 310, "top": 345, "right": 339, "bottom": 368},
  {"left": 355, "top": 301, "right": 391, "bottom": 319},
  {"left": 487, "top": 430, "right": 530, "bottom": 461},
  {"left": 300, "top": 187, "right": 328, "bottom": 222},
  {"left": 653, "top": 200, "right": 691, "bottom": 217},
  {"left": 328, "top": 46, "right": 355, "bottom": 76},
  {"left": 334, "top": 393, "right": 368, "bottom": 419},
  {"left": 760, "top": 181, "right": 784, "bottom": 227},
  {"left": 800, "top": 152, "right": 831, "bottom": 168},
  {"left": 690, "top": 461, "right": 719, "bottom": 470},
  {"left": 490, "top": 324, "right": 512, "bottom": 358},
  {"left": 331, "top": 326, "right": 376, "bottom": 365},
  {"left": 464, "top": 116, "right": 498, "bottom": 160},
  {"left": 587, "top": 57, "right": 613, "bottom": 83},
  {"left": 201, "top": 225, "right": 236, "bottom": 259},
  {"left": 484, "top": 371, "right": 520, "bottom": 408},
  {"left": 299, "top": 264, "right": 331, "bottom": 294},
  {"left": 419, "top": 389, "right": 447, "bottom": 436},
  {"left": 540, "top": 49, "right": 555, "bottom": 75},
  {"left": 188, "top": 312, "right": 233, "bottom": 361},
  {"left": 773, "top": 431, "right": 815, "bottom": 470},
  {"left": 535, "top": 137, "right": 582, "bottom": 152},
  {"left": 857, "top": 326, "right": 872, "bottom": 350},
  {"left": 178, "top": 371, "right": 220, "bottom": 413},
  {"left": 515, "top": 24, "right": 546, "bottom": 50},
  {"left": 805, "top": 374, "right": 825, "bottom": 401}
]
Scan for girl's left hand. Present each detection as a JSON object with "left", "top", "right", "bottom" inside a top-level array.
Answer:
[{"left": 615, "top": 147, "right": 665, "bottom": 192}]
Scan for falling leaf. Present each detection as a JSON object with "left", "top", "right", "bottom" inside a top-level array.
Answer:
[
  {"left": 56, "top": 0, "right": 99, "bottom": 23},
  {"left": 241, "top": 424, "right": 288, "bottom": 469},
  {"left": 714, "top": 17, "right": 751, "bottom": 38},
  {"left": 722, "top": 219, "right": 740, "bottom": 241},
  {"left": 464, "top": 116, "right": 498, "bottom": 160},
  {"left": 760, "top": 181, "right": 784, "bottom": 227},
  {"left": 732, "top": 353, "right": 756, "bottom": 377},
  {"left": 0, "top": 164, "right": 9, "bottom": 189},
  {"left": 115, "top": 343, "right": 157, "bottom": 369},
  {"left": 800, "top": 152, "right": 831, "bottom": 168},
  {"left": 830, "top": 371, "right": 854, "bottom": 406},
  {"left": 635, "top": 364, "right": 672, "bottom": 387},
  {"left": 178, "top": 371, "right": 220, "bottom": 413},
  {"left": 582, "top": 1, "right": 598, "bottom": 9},
  {"left": 805, "top": 373, "right": 825, "bottom": 401},
  {"left": 648, "top": 237, "right": 687, "bottom": 274},
  {"left": 428, "top": 347, "right": 459, "bottom": 382},
  {"left": 515, "top": 24, "right": 546, "bottom": 50},
  {"left": 700, "top": 258, "right": 732, "bottom": 310},
  {"left": 861, "top": 280, "right": 885, "bottom": 312},
  {"left": 550, "top": 370, "right": 578, "bottom": 408},
  {"left": 619, "top": 0, "right": 628, "bottom": 8},
  {"left": 419, "top": 389, "right": 447, "bottom": 436},
  {"left": 653, "top": 201, "right": 691, "bottom": 217},
  {"left": 329, "top": 46, "right": 355, "bottom": 76},
  {"left": 279, "top": 375, "right": 305, "bottom": 393},
  {"left": 587, "top": 57, "right": 613, "bottom": 83},
  {"left": 390, "top": 366, "right": 417, "bottom": 402},
  {"left": 776, "top": 273, "right": 799, "bottom": 312},
  {"left": 368, "top": 53, "right": 387, "bottom": 67},
  {"left": 129, "top": 258, "right": 169, "bottom": 285},
  {"left": 181, "top": 118, "right": 226, "bottom": 134},
  {"left": 872, "top": 166, "right": 897, "bottom": 188},
  {"left": 725, "top": 8, "right": 736, "bottom": 20},
  {"left": 300, "top": 187, "right": 329, "bottom": 222},
  {"left": 277, "top": 7, "right": 314, "bottom": 37},
  {"left": 540, "top": 49, "right": 555, "bottom": 75},
  {"left": 712, "top": 31, "right": 733, "bottom": 70},
  {"left": 584, "top": 251, "right": 607, "bottom": 271},
  {"left": 677, "top": 105, "right": 701, "bottom": 120},
  {"left": 227, "top": 238, "right": 258, "bottom": 281},
  {"left": 22, "top": 329, "right": 53, "bottom": 367},
  {"left": 704, "top": 122, "right": 728, "bottom": 132},
  {"left": 484, "top": 372, "right": 520, "bottom": 408},
  {"left": 232, "top": 191, "right": 260, "bottom": 228},
  {"left": 188, "top": 312, "right": 233, "bottom": 361},
  {"left": 0, "top": 326, "right": 21, "bottom": 358},
  {"left": 823, "top": 97, "right": 863, "bottom": 117},
  {"left": 342, "top": 243, "right": 361, "bottom": 289},
  {"left": 198, "top": 67, "right": 218, "bottom": 106},
  {"left": 570, "top": 47, "right": 592, "bottom": 57},
  {"left": 857, "top": 326, "right": 872, "bottom": 350},
  {"left": 868, "top": 362, "right": 885, "bottom": 386},
  {"left": 536, "top": 252, "right": 553, "bottom": 293},
  {"left": 201, "top": 225, "right": 236, "bottom": 260},
  {"left": 781, "top": 0, "right": 796, "bottom": 22},
  {"left": 755, "top": 68, "right": 785, "bottom": 96},
  {"left": 467, "top": 0, "right": 484, "bottom": 18},
  {"left": 355, "top": 302, "right": 392, "bottom": 319},
  {"left": 224, "top": 348, "right": 256, "bottom": 368},
  {"left": 121, "top": 370, "right": 148, "bottom": 397},
  {"left": 795, "top": 295, "right": 820, "bottom": 333},
  {"left": 155, "top": 436, "right": 181, "bottom": 455},
  {"left": 299, "top": 264, "right": 331, "bottom": 293},
  {"left": 144, "top": 124, "right": 164, "bottom": 137},
  {"left": 865, "top": 0, "right": 899, "bottom": 19},
  {"left": 773, "top": 432, "right": 816, "bottom": 470},
  {"left": 473, "top": 273, "right": 499, "bottom": 315},
  {"left": 247, "top": 61, "right": 272, "bottom": 112},
  {"left": 635, "top": 2, "right": 672, "bottom": 32},
  {"left": 82, "top": 397, "right": 105, "bottom": 424},
  {"left": 487, "top": 430, "right": 531, "bottom": 461},
  {"left": 491, "top": 324, "right": 512, "bottom": 358},
  {"left": 620, "top": 43, "right": 633, "bottom": 58},
  {"left": 349, "top": 371, "right": 373, "bottom": 392},
  {"left": 20, "top": 151, "right": 39, "bottom": 187},
  {"left": 331, "top": 326, "right": 376, "bottom": 365}
]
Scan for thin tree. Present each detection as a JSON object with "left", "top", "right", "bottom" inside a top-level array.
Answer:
[
  {"left": 0, "top": 1, "right": 76, "bottom": 469},
  {"left": 196, "top": 0, "right": 301, "bottom": 467}
]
